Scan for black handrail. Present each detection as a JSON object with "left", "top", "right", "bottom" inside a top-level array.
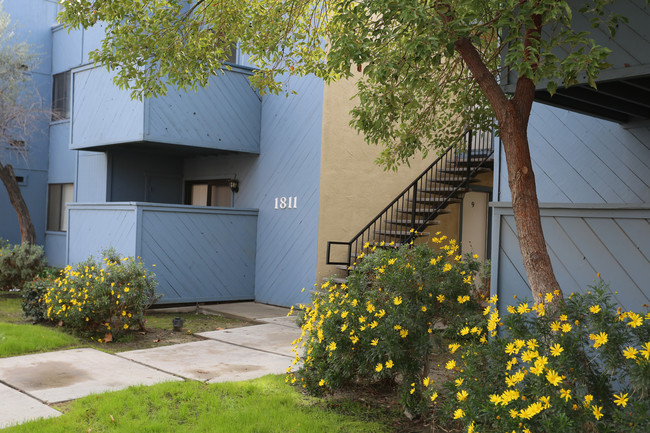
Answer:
[{"left": 326, "top": 130, "right": 494, "bottom": 267}]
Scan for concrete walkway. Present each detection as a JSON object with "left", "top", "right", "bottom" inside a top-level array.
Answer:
[{"left": 0, "top": 302, "right": 300, "bottom": 429}]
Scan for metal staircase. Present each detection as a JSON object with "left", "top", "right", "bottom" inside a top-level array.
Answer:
[{"left": 326, "top": 130, "right": 494, "bottom": 271}]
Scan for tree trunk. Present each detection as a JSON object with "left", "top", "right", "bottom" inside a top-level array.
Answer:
[
  {"left": 499, "top": 119, "right": 563, "bottom": 304},
  {"left": 0, "top": 161, "right": 36, "bottom": 244},
  {"left": 452, "top": 37, "right": 563, "bottom": 304}
]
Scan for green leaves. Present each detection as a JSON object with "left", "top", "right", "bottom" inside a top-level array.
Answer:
[{"left": 57, "top": 0, "right": 621, "bottom": 166}]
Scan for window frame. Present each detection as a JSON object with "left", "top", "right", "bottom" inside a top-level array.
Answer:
[
  {"left": 52, "top": 71, "right": 71, "bottom": 121},
  {"left": 47, "top": 183, "right": 73, "bottom": 232},
  {"left": 185, "top": 179, "right": 233, "bottom": 207}
]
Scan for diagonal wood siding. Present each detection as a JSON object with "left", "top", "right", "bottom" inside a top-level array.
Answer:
[
  {"left": 139, "top": 206, "right": 257, "bottom": 303},
  {"left": 183, "top": 75, "right": 324, "bottom": 307},
  {"left": 493, "top": 205, "right": 650, "bottom": 311},
  {"left": 66, "top": 203, "right": 258, "bottom": 304},
  {"left": 497, "top": 103, "right": 650, "bottom": 204}
]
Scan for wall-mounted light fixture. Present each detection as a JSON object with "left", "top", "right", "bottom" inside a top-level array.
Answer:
[{"left": 229, "top": 178, "right": 239, "bottom": 193}]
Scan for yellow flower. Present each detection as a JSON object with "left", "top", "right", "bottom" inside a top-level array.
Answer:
[
  {"left": 561, "top": 323, "right": 572, "bottom": 333},
  {"left": 123, "top": 324, "right": 129, "bottom": 330},
  {"left": 584, "top": 394, "right": 593, "bottom": 407},
  {"left": 430, "top": 392, "right": 438, "bottom": 402},
  {"left": 550, "top": 321, "right": 561, "bottom": 332},
  {"left": 370, "top": 338, "right": 379, "bottom": 346},
  {"left": 327, "top": 342, "right": 337, "bottom": 351},
  {"left": 455, "top": 377, "right": 464, "bottom": 387},
  {"left": 453, "top": 409, "right": 465, "bottom": 419},
  {"left": 622, "top": 346, "right": 638, "bottom": 360},
  {"left": 124, "top": 287, "right": 129, "bottom": 293},
  {"left": 560, "top": 388, "right": 571, "bottom": 402},
  {"left": 589, "top": 332, "right": 608, "bottom": 348},
  {"left": 393, "top": 296, "right": 402, "bottom": 305},
  {"left": 589, "top": 305, "right": 601, "bottom": 314},
  {"left": 613, "top": 392, "right": 628, "bottom": 408},
  {"left": 550, "top": 343, "right": 564, "bottom": 357},
  {"left": 488, "top": 295, "right": 498, "bottom": 304},
  {"left": 544, "top": 293, "right": 553, "bottom": 303},
  {"left": 448, "top": 343, "right": 461, "bottom": 353},
  {"left": 457, "top": 295, "right": 470, "bottom": 304},
  {"left": 385, "top": 359, "right": 394, "bottom": 369},
  {"left": 626, "top": 312, "right": 643, "bottom": 328},
  {"left": 460, "top": 327, "right": 470, "bottom": 336},
  {"left": 546, "top": 369, "right": 562, "bottom": 386},
  {"left": 456, "top": 390, "right": 468, "bottom": 402},
  {"left": 399, "top": 329, "right": 409, "bottom": 338},
  {"left": 442, "top": 263, "right": 452, "bottom": 272},
  {"left": 507, "top": 305, "right": 516, "bottom": 314},
  {"left": 517, "top": 303, "right": 531, "bottom": 314},
  {"left": 319, "top": 379, "right": 325, "bottom": 386},
  {"left": 436, "top": 294, "right": 445, "bottom": 303},
  {"left": 445, "top": 360, "right": 456, "bottom": 370},
  {"left": 640, "top": 342, "right": 650, "bottom": 360},
  {"left": 592, "top": 405, "right": 603, "bottom": 420},
  {"left": 421, "top": 306, "right": 427, "bottom": 312},
  {"left": 375, "top": 363, "right": 383, "bottom": 372},
  {"left": 423, "top": 377, "right": 430, "bottom": 387}
]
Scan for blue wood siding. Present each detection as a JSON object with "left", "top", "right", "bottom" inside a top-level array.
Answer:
[
  {"left": 138, "top": 205, "right": 257, "bottom": 303},
  {"left": 492, "top": 205, "right": 650, "bottom": 311},
  {"left": 70, "top": 65, "right": 261, "bottom": 154},
  {"left": 67, "top": 204, "right": 138, "bottom": 264},
  {"left": 496, "top": 103, "right": 650, "bottom": 204},
  {"left": 183, "top": 75, "right": 324, "bottom": 306},
  {"left": 76, "top": 152, "right": 108, "bottom": 202},
  {"left": 71, "top": 66, "right": 145, "bottom": 148},
  {"left": 504, "top": 1, "right": 650, "bottom": 89},
  {"left": 146, "top": 70, "right": 261, "bottom": 153},
  {"left": 66, "top": 203, "right": 258, "bottom": 304}
]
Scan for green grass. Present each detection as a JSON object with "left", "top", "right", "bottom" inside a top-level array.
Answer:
[
  {"left": 0, "top": 322, "right": 79, "bottom": 357},
  {"left": 0, "top": 294, "right": 24, "bottom": 323},
  {"left": 3, "top": 375, "right": 389, "bottom": 433}
]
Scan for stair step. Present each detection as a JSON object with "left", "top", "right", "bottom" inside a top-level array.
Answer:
[
  {"left": 453, "top": 156, "right": 494, "bottom": 166},
  {"left": 331, "top": 277, "right": 347, "bottom": 284},
  {"left": 385, "top": 218, "right": 441, "bottom": 225},
  {"left": 429, "top": 176, "right": 480, "bottom": 185},
  {"left": 374, "top": 230, "right": 430, "bottom": 237},
  {"left": 408, "top": 197, "right": 462, "bottom": 205},
  {"left": 418, "top": 187, "right": 468, "bottom": 195},
  {"left": 336, "top": 264, "right": 355, "bottom": 272},
  {"left": 395, "top": 208, "right": 453, "bottom": 215},
  {"left": 439, "top": 167, "right": 492, "bottom": 175}
]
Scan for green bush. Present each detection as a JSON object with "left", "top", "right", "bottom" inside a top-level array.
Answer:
[
  {"left": 288, "top": 236, "right": 483, "bottom": 416},
  {"left": 439, "top": 280, "right": 650, "bottom": 433},
  {"left": 0, "top": 240, "right": 46, "bottom": 291},
  {"left": 39, "top": 249, "right": 159, "bottom": 341}
]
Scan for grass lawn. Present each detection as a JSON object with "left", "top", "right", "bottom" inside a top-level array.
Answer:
[{"left": 2, "top": 375, "right": 390, "bottom": 433}]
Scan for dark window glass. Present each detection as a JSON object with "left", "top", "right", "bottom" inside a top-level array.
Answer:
[
  {"left": 52, "top": 71, "right": 71, "bottom": 120},
  {"left": 47, "top": 183, "right": 73, "bottom": 231}
]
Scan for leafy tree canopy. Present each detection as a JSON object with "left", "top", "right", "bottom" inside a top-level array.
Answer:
[{"left": 60, "top": 0, "right": 619, "bottom": 167}]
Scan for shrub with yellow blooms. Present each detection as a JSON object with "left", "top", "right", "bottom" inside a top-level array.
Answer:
[
  {"left": 439, "top": 279, "right": 650, "bottom": 433},
  {"left": 288, "top": 238, "right": 483, "bottom": 416},
  {"left": 33, "top": 249, "right": 158, "bottom": 341}
]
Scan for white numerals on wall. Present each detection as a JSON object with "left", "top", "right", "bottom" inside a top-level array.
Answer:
[{"left": 274, "top": 196, "right": 298, "bottom": 210}]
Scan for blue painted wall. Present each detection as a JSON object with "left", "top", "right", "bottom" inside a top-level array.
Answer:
[
  {"left": 70, "top": 65, "right": 261, "bottom": 154},
  {"left": 0, "top": 0, "right": 58, "bottom": 246},
  {"left": 492, "top": 103, "right": 650, "bottom": 309},
  {"left": 183, "top": 75, "right": 324, "bottom": 307},
  {"left": 67, "top": 203, "right": 258, "bottom": 304}
]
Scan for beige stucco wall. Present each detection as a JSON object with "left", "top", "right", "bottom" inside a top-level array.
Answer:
[{"left": 316, "top": 78, "right": 442, "bottom": 280}]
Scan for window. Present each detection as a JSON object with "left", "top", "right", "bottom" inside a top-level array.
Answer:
[
  {"left": 52, "top": 71, "right": 71, "bottom": 120},
  {"left": 47, "top": 183, "right": 73, "bottom": 231},
  {"left": 185, "top": 180, "right": 232, "bottom": 207},
  {"left": 225, "top": 42, "right": 237, "bottom": 64}
]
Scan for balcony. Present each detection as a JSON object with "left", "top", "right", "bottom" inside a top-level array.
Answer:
[
  {"left": 70, "top": 65, "right": 261, "bottom": 154},
  {"left": 67, "top": 202, "right": 258, "bottom": 304}
]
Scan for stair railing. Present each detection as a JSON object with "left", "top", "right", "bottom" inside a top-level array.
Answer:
[{"left": 326, "top": 130, "right": 494, "bottom": 267}]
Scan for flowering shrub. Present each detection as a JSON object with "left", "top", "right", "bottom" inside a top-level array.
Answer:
[
  {"left": 38, "top": 249, "right": 158, "bottom": 341},
  {"left": 0, "top": 240, "right": 45, "bottom": 291},
  {"left": 288, "top": 236, "right": 483, "bottom": 415},
  {"left": 439, "top": 280, "right": 650, "bottom": 433}
]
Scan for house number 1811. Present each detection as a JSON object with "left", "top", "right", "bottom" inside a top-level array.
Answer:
[{"left": 274, "top": 196, "right": 298, "bottom": 209}]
